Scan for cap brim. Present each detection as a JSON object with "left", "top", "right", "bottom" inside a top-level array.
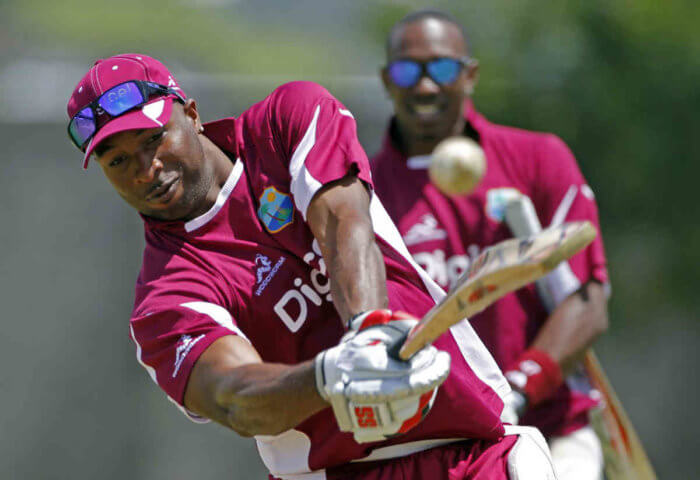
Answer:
[{"left": 82, "top": 96, "right": 176, "bottom": 169}]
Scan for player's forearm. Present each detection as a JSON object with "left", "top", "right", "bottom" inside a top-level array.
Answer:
[
  {"left": 307, "top": 174, "right": 389, "bottom": 322},
  {"left": 531, "top": 281, "right": 608, "bottom": 375},
  {"left": 326, "top": 212, "right": 388, "bottom": 321},
  {"left": 185, "top": 336, "right": 328, "bottom": 437},
  {"left": 213, "top": 360, "right": 327, "bottom": 437}
]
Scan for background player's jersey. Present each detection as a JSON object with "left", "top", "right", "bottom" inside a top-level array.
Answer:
[
  {"left": 129, "top": 83, "right": 510, "bottom": 478},
  {"left": 371, "top": 102, "right": 610, "bottom": 438}
]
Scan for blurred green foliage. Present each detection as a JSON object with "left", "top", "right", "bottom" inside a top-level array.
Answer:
[{"left": 6, "top": 0, "right": 341, "bottom": 74}]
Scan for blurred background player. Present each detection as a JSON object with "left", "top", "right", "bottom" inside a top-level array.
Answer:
[
  {"left": 65, "top": 53, "right": 557, "bottom": 479},
  {"left": 371, "top": 10, "right": 610, "bottom": 480}
]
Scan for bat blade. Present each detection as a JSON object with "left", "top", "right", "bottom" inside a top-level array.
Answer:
[
  {"left": 504, "top": 194, "right": 657, "bottom": 480},
  {"left": 398, "top": 221, "right": 596, "bottom": 360},
  {"left": 585, "top": 352, "right": 658, "bottom": 480}
]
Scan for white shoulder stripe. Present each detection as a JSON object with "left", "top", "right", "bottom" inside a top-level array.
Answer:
[
  {"left": 549, "top": 184, "right": 578, "bottom": 227},
  {"left": 338, "top": 108, "right": 353, "bottom": 118},
  {"left": 369, "top": 195, "right": 445, "bottom": 301},
  {"left": 448, "top": 321, "right": 512, "bottom": 399},
  {"left": 288, "top": 105, "right": 323, "bottom": 220},
  {"left": 180, "top": 301, "right": 250, "bottom": 343},
  {"left": 130, "top": 324, "right": 158, "bottom": 384}
]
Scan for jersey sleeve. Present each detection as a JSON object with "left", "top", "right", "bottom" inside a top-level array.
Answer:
[
  {"left": 531, "top": 134, "right": 610, "bottom": 293},
  {"left": 129, "top": 255, "right": 248, "bottom": 422},
  {"left": 267, "top": 81, "right": 373, "bottom": 219}
]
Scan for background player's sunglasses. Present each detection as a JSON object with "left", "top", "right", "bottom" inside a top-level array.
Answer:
[
  {"left": 387, "top": 57, "right": 472, "bottom": 89},
  {"left": 67, "top": 80, "right": 185, "bottom": 151}
]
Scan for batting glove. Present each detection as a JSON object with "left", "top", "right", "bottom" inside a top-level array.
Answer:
[{"left": 315, "top": 309, "right": 451, "bottom": 443}]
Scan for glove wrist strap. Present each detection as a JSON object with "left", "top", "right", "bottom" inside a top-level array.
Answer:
[
  {"left": 507, "top": 349, "right": 563, "bottom": 406},
  {"left": 347, "top": 309, "right": 393, "bottom": 331}
]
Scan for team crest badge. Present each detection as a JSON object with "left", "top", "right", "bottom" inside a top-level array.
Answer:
[
  {"left": 258, "top": 186, "right": 294, "bottom": 233},
  {"left": 485, "top": 188, "right": 521, "bottom": 222}
]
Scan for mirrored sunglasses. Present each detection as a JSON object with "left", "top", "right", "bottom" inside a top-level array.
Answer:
[
  {"left": 67, "top": 80, "right": 184, "bottom": 151},
  {"left": 387, "top": 57, "right": 471, "bottom": 89}
]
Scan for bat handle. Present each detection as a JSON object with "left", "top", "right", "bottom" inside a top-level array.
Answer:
[
  {"left": 387, "top": 330, "right": 410, "bottom": 360},
  {"left": 504, "top": 196, "right": 580, "bottom": 313}
]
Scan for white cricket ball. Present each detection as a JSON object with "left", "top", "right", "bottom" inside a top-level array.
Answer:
[{"left": 428, "top": 136, "right": 486, "bottom": 195}]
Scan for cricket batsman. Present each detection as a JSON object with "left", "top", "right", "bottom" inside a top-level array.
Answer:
[
  {"left": 66, "top": 53, "right": 557, "bottom": 479},
  {"left": 371, "top": 10, "right": 610, "bottom": 480}
]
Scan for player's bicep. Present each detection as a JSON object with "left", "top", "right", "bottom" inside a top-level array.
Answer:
[
  {"left": 184, "top": 335, "right": 262, "bottom": 426},
  {"left": 306, "top": 172, "right": 372, "bottom": 253}
]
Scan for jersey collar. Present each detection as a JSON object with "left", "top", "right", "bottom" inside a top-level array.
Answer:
[{"left": 140, "top": 116, "right": 241, "bottom": 233}]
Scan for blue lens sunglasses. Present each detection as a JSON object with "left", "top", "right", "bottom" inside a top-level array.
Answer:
[
  {"left": 67, "top": 80, "right": 185, "bottom": 151},
  {"left": 387, "top": 57, "right": 473, "bottom": 89}
]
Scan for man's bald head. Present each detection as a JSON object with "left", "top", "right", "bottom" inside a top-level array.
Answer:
[
  {"left": 385, "top": 9, "right": 470, "bottom": 60},
  {"left": 380, "top": 9, "right": 479, "bottom": 156}
]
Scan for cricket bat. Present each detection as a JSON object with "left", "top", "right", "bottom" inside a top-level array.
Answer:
[
  {"left": 398, "top": 220, "right": 597, "bottom": 360},
  {"left": 503, "top": 193, "right": 657, "bottom": 480}
]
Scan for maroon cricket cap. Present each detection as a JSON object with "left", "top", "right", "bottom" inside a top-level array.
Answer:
[{"left": 67, "top": 53, "right": 186, "bottom": 169}]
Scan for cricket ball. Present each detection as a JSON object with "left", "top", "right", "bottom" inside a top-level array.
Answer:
[{"left": 428, "top": 136, "right": 486, "bottom": 195}]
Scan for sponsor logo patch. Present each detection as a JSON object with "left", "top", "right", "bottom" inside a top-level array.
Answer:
[
  {"left": 254, "top": 253, "right": 286, "bottom": 296},
  {"left": 255, "top": 254, "right": 272, "bottom": 283},
  {"left": 403, "top": 213, "right": 447, "bottom": 246},
  {"left": 258, "top": 186, "right": 294, "bottom": 233},
  {"left": 173, "top": 334, "right": 205, "bottom": 378},
  {"left": 273, "top": 244, "right": 332, "bottom": 333}
]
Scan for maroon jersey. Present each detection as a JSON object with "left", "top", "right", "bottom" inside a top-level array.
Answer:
[
  {"left": 129, "top": 83, "right": 510, "bottom": 478},
  {"left": 371, "top": 102, "right": 610, "bottom": 438}
]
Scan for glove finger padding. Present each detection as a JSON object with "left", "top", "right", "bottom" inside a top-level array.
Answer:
[
  {"left": 343, "top": 345, "right": 450, "bottom": 401},
  {"left": 316, "top": 310, "right": 451, "bottom": 443}
]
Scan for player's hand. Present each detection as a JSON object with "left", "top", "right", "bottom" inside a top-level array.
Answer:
[{"left": 315, "top": 309, "right": 451, "bottom": 443}]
